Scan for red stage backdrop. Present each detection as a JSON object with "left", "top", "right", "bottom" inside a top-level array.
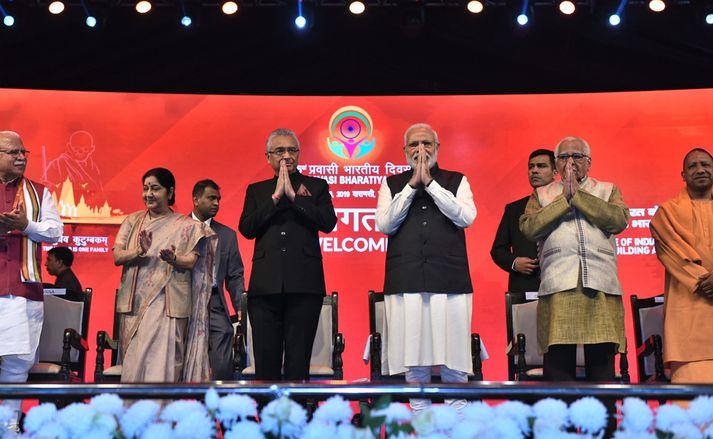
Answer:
[{"left": 2, "top": 88, "right": 710, "bottom": 382}]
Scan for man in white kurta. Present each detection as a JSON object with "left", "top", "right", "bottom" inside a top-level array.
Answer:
[
  {"left": 0, "top": 131, "right": 62, "bottom": 432},
  {"left": 376, "top": 123, "right": 476, "bottom": 412}
]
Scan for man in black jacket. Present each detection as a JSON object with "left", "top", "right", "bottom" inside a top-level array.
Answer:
[
  {"left": 490, "top": 149, "right": 555, "bottom": 293},
  {"left": 239, "top": 128, "right": 337, "bottom": 381},
  {"left": 191, "top": 179, "right": 244, "bottom": 381}
]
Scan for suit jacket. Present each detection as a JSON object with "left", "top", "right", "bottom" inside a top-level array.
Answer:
[
  {"left": 239, "top": 171, "right": 337, "bottom": 296},
  {"left": 490, "top": 195, "right": 540, "bottom": 293},
  {"left": 211, "top": 219, "right": 245, "bottom": 316}
]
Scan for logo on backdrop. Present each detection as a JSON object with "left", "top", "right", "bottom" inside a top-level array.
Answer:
[{"left": 326, "top": 106, "right": 376, "bottom": 160}]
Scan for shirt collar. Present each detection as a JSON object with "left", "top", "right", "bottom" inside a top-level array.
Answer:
[{"left": 191, "top": 211, "right": 213, "bottom": 226}]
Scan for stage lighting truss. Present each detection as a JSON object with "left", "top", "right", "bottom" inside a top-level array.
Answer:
[{"left": 6, "top": 0, "right": 694, "bottom": 15}]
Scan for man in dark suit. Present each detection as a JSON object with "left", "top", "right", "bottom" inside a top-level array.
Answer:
[
  {"left": 45, "top": 246, "right": 84, "bottom": 302},
  {"left": 490, "top": 149, "right": 555, "bottom": 293},
  {"left": 191, "top": 179, "right": 245, "bottom": 381},
  {"left": 239, "top": 128, "right": 337, "bottom": 381}
]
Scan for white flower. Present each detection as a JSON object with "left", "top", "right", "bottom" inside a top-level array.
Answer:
[
  {"left": 23, "top": 403, "right": 58, "bottom": 433},
  {"left": 225, "top": 421, "right": 265, "bottom": 439},
  {"left": 411, "top": 409, "right": 436, "bottom": 436},
  {"left": 34, "top": 421, "right": 69, "bottom": 439},
  {"left": 668, "top": 422, "right": 703, "bottom": 439},
  {"left": 461, "top": 401, "right": 494, "bottom": 424},
  {"left": 451, "top": 420, "right": 485, "bottom": 439},
  {"left": 417, "top": 433, "right": 449, "bottom": 439},
  {"left": 495, "top": 400, "right": 533, "bottom": 435},
  {"left": 89, "top": 394, "right": 124, "bottom": 417},
  {"left": 480, "top": 417, "right": 523, "bottom": 439},
  {"left": 689, "top": 396, "right": 713, "bottom": 428},
  {"left": 81, "top": 430, "right": 115, "bottom": 439},
  {"left": 141, "top": 422, "right": 174, "bottom": 439},
  {"left": 431, "top": 405, "right": 459, "bottom": 432},
  {"left": 656, "top": 404, "right": 689, "bottom": 432},
  {"left": 217, "top": 395, "right": 258, "bottom": 426},
  {"left": 57, "top": 402, "right": 96, "bottom": 437},
  {"left": 160, "top": 400, "right": 207, "bottom": 423},
  {"left": 0, "top": 405, "right": 14, "bottom": 426},
  {"left": 260, "top": 397, "right": 307, "bottom": 438},
  {"left": 120, "top": 400, "right": 161, "bottom": 438},
  {"left": 612, "top": 432, "right": 656, "bottom": 439},
  {"left": 93, "top": 413, "right": 119, "bottom": 435},
  {"left": 618, "top": 398, "right": 653, "bottom": 433},
  {"left": 173, "top": 410, "right": 215, "bottom": 439},
  {"left": 533, "top": 398, "right": 569, "bottom": 429},
  {"left": 313, "top": 395, "right": 353, "bottom": 425},
  {"left": 302, "top": 420, "right": 337, "bottom": 439},
  {"left": 569, "top": 397, "right": 608, "bottom": 434},
  {"left": 204, "top": 388, "right": 220, "bottom": 412},
  {"left": 335, "top": 423, "right": 376, "bottom": 439}
]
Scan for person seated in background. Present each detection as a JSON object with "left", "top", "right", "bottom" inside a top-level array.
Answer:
[{"left": 45, "top": 246, "right": 83, "bottom": 300}]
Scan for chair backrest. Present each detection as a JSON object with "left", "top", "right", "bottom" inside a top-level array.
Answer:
[
  {"left": 505, "top": 291, "right": 584, "bottom": 378},
  {"left": 38, "top": 288, "right": 92, "bottom": 363},
  {"left": 369, "top": 290, "right": 385, "bottom": 336},
  {"left": 242, "top": 292, "right": 337, "bottom": 370},
  {"left": 630, "top": 294, "right": 665, "bottom": 378}
]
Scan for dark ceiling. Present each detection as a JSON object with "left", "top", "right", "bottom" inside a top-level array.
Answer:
[{"left": 2, "top": 1, "right": 713, "bottom": 95}]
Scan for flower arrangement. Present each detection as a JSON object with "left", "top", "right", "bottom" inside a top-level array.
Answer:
[{"left": 3, "top": 391, "right": 713, "bottom": 439}]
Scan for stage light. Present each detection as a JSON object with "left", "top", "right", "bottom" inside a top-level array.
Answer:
[
  {"left": 559, "top": 1, "right": 575, "bottom": 15},
  {"left": 648, "top": 0, "right": 665, "bottom": 12},
  {"left": 609, "top": 14, "right": 621, "bottom": 26},
  {"left": 222, "top": 1, "right": 238, "bottom": 15},
  {"left": 86, "top": 16, "right": 96, "bottom": 27},
  {"left": 466, "top": 1, "right": 483, "bottom": 14},
  {"left": 136, "top": 1, "right": 152, "bottom": 14},
  {"left": 349, "top": 1, "right": 365, "bottom": 15},
  {"left": 707, "top": 13, "right": 713, "bottom": 25},
  {"left": 49, "top": 1, "right": 65, "bottom": 15},
  {"left": 295, "top": 15, "right": 307, "bottom": 28},
  {"left": 517, "top": 13, "right": 528, "bottom": 25},
  {"left": 181, "top": 15, "right": 192, "bottom": 26},
  {"left": 3, "top": 15, "right": 13, "bottom": 27}
]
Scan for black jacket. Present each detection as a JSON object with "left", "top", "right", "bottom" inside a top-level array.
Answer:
[{"left": 239, "top": 172, "right": 337, "bottom": 296}]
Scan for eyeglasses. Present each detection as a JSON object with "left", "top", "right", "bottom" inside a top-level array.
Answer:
[
  {"left": 556, "top": 153, "right": 588, "bottom": 161},
  {"left": 267, "top": 147, "right": 300, "bottom": 156},
  {"left": 0, "top": 148, "right": 30, "bottom": 157},
  {"left": 406, "top": 140, "right": 436, "bottom": 148}
]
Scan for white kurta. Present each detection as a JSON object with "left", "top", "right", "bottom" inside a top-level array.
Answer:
[{"left": 375, "top": 173, "right": 477, "bottom": 375}]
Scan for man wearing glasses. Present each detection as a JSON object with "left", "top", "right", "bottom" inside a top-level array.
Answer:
[
  {"left": 239, "top": 128, "right": 337, "bottom": 381},
  {"left": 376, "top": 123, "right": 477, "bottom": 413},
  {"left": 520, "top": 136, "right": 629, "bottom": 385},
  {"left": 0, "top": 131, "right": 62, "bottom": 432}
]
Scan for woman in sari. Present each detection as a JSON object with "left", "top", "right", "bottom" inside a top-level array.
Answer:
[{"left": 113, "top": 168, "right": 216, "bottom": 382}]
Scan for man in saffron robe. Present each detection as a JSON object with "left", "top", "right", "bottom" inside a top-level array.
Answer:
[{"left": 650, "top": 148, "right": 713, "bottom": 383}]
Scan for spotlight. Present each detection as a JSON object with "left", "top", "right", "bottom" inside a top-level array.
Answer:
[
  {"left": 86, "top": 16, "right": 96, "bottom": 27},
  {"left": 517, "top": 14, "right": 528, "bottom": 25},
  {"left": 466, "top": 1, "right": 483, "bottom": 14},
  {"left": 349, "top": 1, "right": 365, "bottom": 15},
  {"left": 707, "top": 13, "right": 713, "bottom": 25},
  {"left": 136, "top": 1, "right": 152, "bottom": 14},
  {"left": 3, "top": 15, "right": 13, "bottom": 27},
  {"left": 181, "top": 15, "right": 192, "bottom": 26},
  {"left": 559, "top": 1, "right": 575, "bottom": 15},
  {"left": 609, "top": 14, "right": 621, "bottom": 26},
  {"left": 295, "top": 15, "right": 307, "bottom": 28},
  {"left": 222, "top": 1, "right": 238, "bottom": 14},
  {"left": 648, "top": 0, "right": 665, "bottom": 12},
  {"left": 49, "top": 1, "right": 65, "bottom": 15}
]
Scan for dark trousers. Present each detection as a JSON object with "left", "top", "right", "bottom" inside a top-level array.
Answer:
[
  {"left": 544, "top": 343, "right": 618, "bottom": 435},
  {"left": 247, "top": 293, "right": 323, "bottom": 381},
  {"left": 208, "top": 288, "right": 235, "bottom": 381}
]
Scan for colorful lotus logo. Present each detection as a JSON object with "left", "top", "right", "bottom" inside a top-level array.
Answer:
[{"left": 327, "top": 106, "right": 376, "bottom": 160}]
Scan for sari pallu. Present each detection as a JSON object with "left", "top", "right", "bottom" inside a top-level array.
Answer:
[{"left": 114, "top": 210, "right": 216, "bottom": 382}]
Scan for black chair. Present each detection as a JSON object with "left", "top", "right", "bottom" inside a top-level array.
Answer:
[
  {"left": 235, "top": 291, "right": 345, "bottom": 380},
  {"left": 94, "top": 293, "right": 122, "bottom": 382},
  {"left": 28, "top": 288, "right": 92, "bottom": 383},
  {"left": 630, "top": 294, "right": 668, "bottom": 383},
  {"left": 505, "top": 291, "right": 630, "bottom": 383},
  {"left": 366, "top": 290, "right": 483, "bottom": 382}
]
